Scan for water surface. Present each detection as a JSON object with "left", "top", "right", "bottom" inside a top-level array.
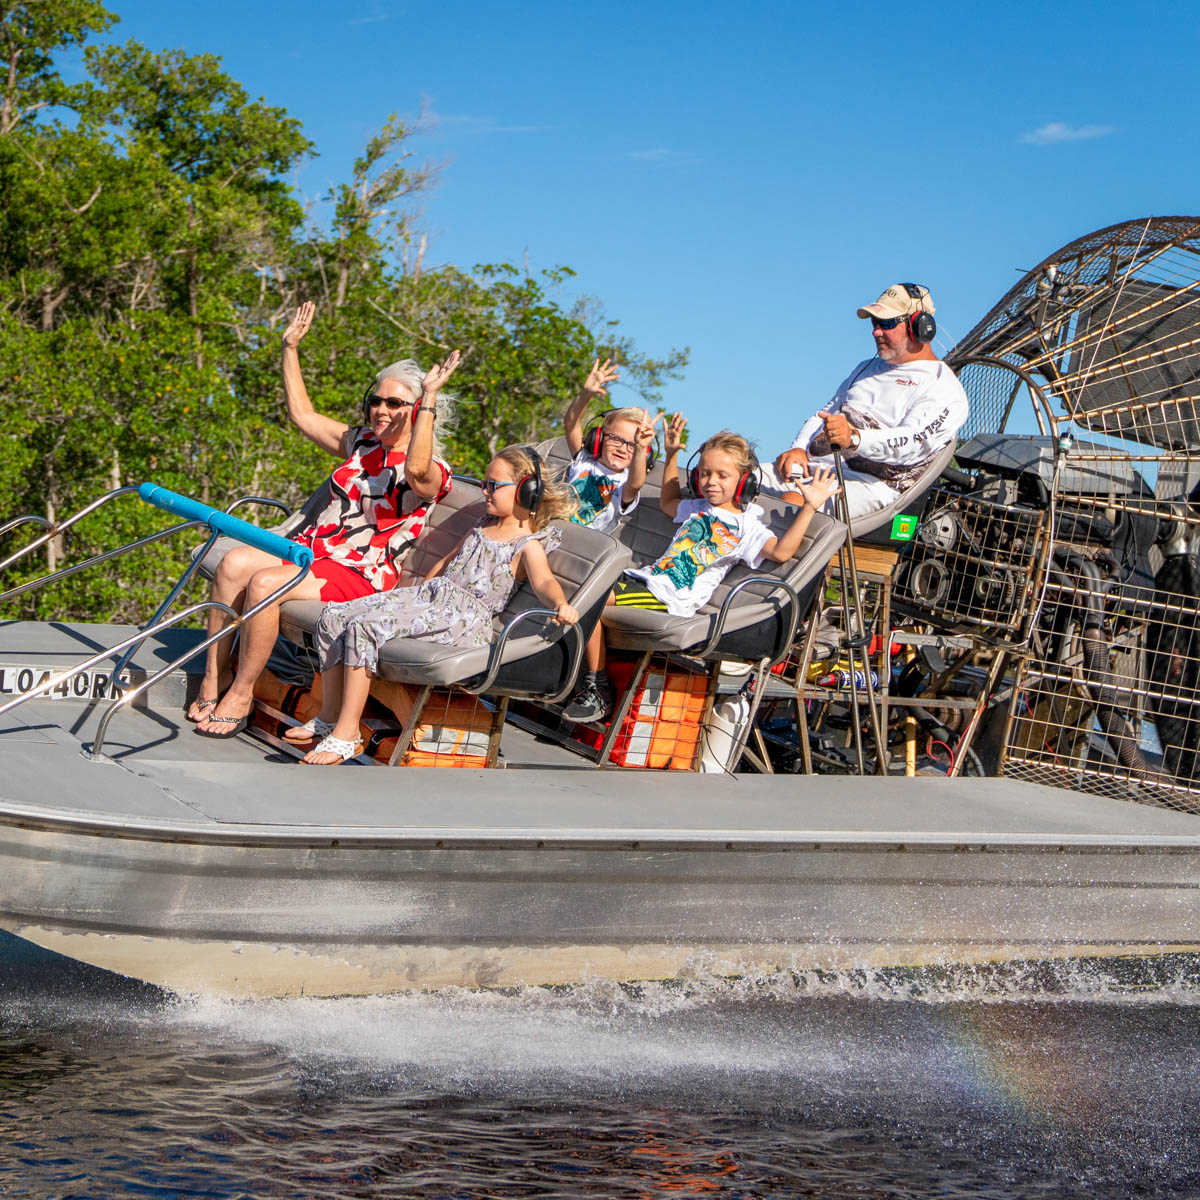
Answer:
[{"left": 2, "top": 936, "right": 1198, "bottom": 1198}]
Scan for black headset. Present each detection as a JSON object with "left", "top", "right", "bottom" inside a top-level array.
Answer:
[
  {"left": 583, "top": 413, "right": 657, "bottom": 470},
  {"left": 516, "top": 445, "right": 544, "bottom": 512},
  {"left": 687, "top": 444, "right": 760, "bottom": 509},
  {"left": 900, "top": 282, "right": 936, "bottom": 344}
]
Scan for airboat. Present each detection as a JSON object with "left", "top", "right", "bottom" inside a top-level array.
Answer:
[{"left": 0, "top": 217, "right": 1197, "bottom": 998}]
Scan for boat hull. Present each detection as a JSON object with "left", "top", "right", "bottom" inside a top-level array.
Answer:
[{"left": 3, "top": 815, "right": 1198, "bottom": 996}]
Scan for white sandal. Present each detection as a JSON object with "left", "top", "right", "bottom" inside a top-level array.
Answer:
[
  {"left": 283, "top": 716, "right": 334, "bottom": 744},
  {"left": 301, "top": 733, "right": 364, "bottom": 765}
]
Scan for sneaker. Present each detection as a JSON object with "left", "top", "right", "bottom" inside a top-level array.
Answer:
[{"left": 562, "top": 672, "right": 615, "bottom": 723}]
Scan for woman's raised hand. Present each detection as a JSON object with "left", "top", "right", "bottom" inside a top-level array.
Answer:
[
  {"left": 583, "top": 357, "right": 620, "bottom": 397},
  {"left": 663, "top": 412, "right": 688, "bottom": 456},
  {"left": 423, "top": 349, "right": 462, "bottom": 397},
  {"left": 282, "top": 301, "right": 315, "bottom": 349}
]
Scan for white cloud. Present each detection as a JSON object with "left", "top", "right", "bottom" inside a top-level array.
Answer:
[
  {"left": 1019, "top": 121, "right": 1117, "bottom": 146},
  {"left": 623, "top": 147, "right": 699, "bottom": 167}
]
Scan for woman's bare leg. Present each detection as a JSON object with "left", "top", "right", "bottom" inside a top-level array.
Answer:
[
  {"left": 188, "top": 546, "right": 287, "bottom": 720},
  {"left": 195, "top": 563, "right": 327, "bottom": 733}
]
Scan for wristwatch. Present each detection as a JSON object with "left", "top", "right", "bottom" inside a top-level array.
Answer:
[{"left": 848, "top": 426, "right": 861, "bottom": 451}]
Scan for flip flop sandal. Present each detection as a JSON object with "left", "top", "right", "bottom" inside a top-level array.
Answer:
[
  {"left": 194, "top": 712, "right": 251, "bottom": 739},
  {"left": 282, "top": 717, "right": 334, "bottom": 744},
  {"left": 187, "top": 696, "right": 219, "bottom": 723},
  {"left": 301, "top": 733, "right": 364, "bottom": 765}
]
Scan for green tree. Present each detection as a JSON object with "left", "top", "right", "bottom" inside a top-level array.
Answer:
[{"left": 0, "top": 5, "right": 687, "bottom": 626}]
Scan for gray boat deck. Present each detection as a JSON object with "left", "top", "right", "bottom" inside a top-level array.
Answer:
[
  {"left": 0, "top": 696, "right": 1197, "bottom": 849},
  {"left": 1, "top": 619, "right": 1199, "bottom": 849}
]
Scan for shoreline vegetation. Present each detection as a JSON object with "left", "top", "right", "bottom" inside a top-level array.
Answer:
[{"left": 0, "top": 1, "right": 688, "bottom": 623}]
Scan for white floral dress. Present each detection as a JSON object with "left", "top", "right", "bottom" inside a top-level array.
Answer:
[{"left": 314, "top": 523, "right": 562, "bottom": 672}]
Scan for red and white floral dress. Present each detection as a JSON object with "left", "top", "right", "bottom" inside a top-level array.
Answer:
[{"left": 294, "top": 427, "right": 452, "bottom": 599}]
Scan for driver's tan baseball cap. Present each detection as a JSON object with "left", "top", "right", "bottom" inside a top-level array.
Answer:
[{"left": 857, "top": 283, "right": 935, "bottom": 320}]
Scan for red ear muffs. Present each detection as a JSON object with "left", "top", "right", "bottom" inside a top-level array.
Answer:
[
  {"left": 584, "top": 414, "right": 657, "bottom": 471},
  {"left": 583, "top": 422, "right": 605, "bottom": 459},
  {"left": 688, "top": 448, "right": 760, "bottom": 508}
]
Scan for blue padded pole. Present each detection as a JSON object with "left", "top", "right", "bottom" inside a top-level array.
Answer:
[{"left": 138, "top": 482, "right": 314, "bottom": 569}]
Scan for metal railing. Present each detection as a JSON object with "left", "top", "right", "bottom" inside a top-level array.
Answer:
[{"left": 0, "top": 483, "right": 310, "bottom": 759}]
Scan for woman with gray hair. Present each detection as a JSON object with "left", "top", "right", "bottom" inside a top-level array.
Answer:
[{"left": 192, "top": 300, "right": 459, "bottom": 737}]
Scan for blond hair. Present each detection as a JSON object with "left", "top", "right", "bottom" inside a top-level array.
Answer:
[
  {"left": 603, "top": 406, "right": 645, "bottom": 430},
  {"left": 699, "top": 430, "right": 758, "bottom": 477},
  {"left": 495, "top": 445, "right": 579, "bottom": 531}
]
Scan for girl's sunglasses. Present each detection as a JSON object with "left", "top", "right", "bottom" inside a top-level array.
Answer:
[
  {"left": 367, "top": 395, "right": 417, "bottom": 412},
  {"left": 482, "top": 479, "right": 517, "bottom": 495}
]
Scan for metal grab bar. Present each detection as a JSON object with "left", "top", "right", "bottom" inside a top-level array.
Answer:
[
  {"left": 224, "top": 496, "right": 293, "bottom": 520},
  {"left": 0, "top": 518, "right": 209, "bottom": 604},
  {"left": 90, "top": 558, "right": 314, "bottom": 760},
  {"left": 0, "top": 600, "right": 237, "bottom": 722},
  {"left": 461, "top": 608, "right": 586, "bottom": 702},
  {"left": 0, "top": 486, "right": 142, "bottom": 573},
  {"left": 693, "top": 574, "right": 802, "bottom": 659},
  {"left": 108, "top": 494, "right": 298, "bottom": 682}
]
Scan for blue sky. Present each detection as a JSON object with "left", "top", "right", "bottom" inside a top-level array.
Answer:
[{"left": 81, "top": 1, "right": 1200, "bottom": 455}]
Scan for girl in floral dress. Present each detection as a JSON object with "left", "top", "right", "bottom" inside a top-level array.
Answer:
[{"left": 291, "top": 446, "right": 581, "bottom": 765}]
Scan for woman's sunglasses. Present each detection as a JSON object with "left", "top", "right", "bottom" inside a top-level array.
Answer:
[
  {"left": 482, "top": 479, "right": 517, "bottom": 495},
  {"left": 367, "top": 394, "right": 417, "bottom": 412}
]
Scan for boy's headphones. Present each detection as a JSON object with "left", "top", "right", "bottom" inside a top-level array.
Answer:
[
  {"left": 900, "top": 282, "right": 936, "bottom": 344},
  {"left": 583, "top": 413, "right": 657, "bottom": 470},
  {"left": 687, "top": 445, "right": 760, "bottom": 509},
  {"left": 516, "top": 445, "right": 544, "bottom": 512}
]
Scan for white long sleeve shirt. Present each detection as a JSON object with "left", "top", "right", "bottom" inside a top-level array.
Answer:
[{"left": 792, "top": 357, "right": 969, "bottom": 490}]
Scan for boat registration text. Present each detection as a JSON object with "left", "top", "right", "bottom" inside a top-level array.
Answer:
[{"left": 0, "top": 666, "right": 130, "bottom": 701}]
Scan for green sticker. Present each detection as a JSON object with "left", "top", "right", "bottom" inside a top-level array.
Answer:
[{"left": 890, "top": 514, "right": 917, "bottom": 541}]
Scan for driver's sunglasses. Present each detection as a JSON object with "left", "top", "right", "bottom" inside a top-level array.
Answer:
[
  {"left": 482, "top": 479, "right": 517, "bottom": 496},
  {"left": 870, "top": 315, "right": 907, "bottom": 331},
  {"left": 603, "top": 431, "right": 637, "bottom": 451},
  {"left": 367, "top": 394, "right": 417, "bottom": 412}
]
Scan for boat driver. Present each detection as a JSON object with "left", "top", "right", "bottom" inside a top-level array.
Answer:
[{"left": 767, "top": 283, "right": 969, "bottom": 519}]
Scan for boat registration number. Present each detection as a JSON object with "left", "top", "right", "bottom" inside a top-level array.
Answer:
[{"left": 0, "top": 665, "right": 131, "bottom": 701}]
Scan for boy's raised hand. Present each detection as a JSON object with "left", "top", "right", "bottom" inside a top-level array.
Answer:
[
  {"left": 798, "top": 464, "right": 840, "bottom": 510},
  {"left": 583, "top": 357, "right": 620, "bottom": 397},
  {"left": 635, "top": 408, "right": 660, "bottom": 451},
  {"left": 663, "top": 412, "right": 688, "bottom": 456}
]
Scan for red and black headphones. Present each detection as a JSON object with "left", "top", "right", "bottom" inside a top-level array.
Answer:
[
  {"left": 515, "top": 445, "right": 544, "bottom": 512},
  {"left": 582, "top": 413, "right": 657, "bottom": 470},
  {"left": 900, "top": 282, "right": 937, "bottom": 344},
  {"left": 687, "top": 445, "right": 760, "bottom": 509},
  {"left": 361, "top": 377, "right": 426, "bottom": 424}
]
